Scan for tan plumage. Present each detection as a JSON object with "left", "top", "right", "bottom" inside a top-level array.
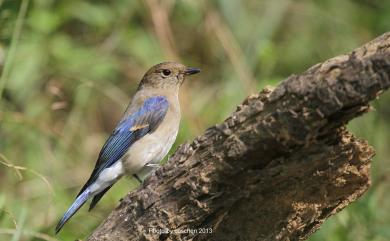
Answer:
[{"left": 55, "top": 62, "right": 200, "bottom": 234}]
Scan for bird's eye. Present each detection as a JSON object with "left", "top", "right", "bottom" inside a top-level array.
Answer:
[{"left": 161, "top": 69, "right": 172, "bottom": 77}]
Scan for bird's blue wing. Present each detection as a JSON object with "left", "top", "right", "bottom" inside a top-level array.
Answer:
[{"left": 77, "top": 96, "right": 169, "bottom": 196}]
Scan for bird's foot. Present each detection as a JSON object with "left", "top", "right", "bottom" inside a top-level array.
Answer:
[
  {"left": 145, "top": 163, "right": 160, "bottom": 168},
  {"left": 133, "top": 174, "right": 143, "bottom": 184}
]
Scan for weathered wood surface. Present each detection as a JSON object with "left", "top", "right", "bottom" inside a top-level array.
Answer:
[{"left": 87, "top": 32, "right": 390, "bottom": 241}]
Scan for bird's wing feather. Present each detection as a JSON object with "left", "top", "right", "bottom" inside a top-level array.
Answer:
[
  {"left": 77, "top": 96, "right": 169, "bottom": 196},
  {"left": 88, "top": 184, "right": 113, "bottom": 211}
]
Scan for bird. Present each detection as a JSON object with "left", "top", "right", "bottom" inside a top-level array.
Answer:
[{"left": 55, "top": 62, "right": 200, "bottom": 234}]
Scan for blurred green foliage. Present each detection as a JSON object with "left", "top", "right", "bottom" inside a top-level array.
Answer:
[{"left": 0, "top": 0, "right": 389, "bottom": 240}]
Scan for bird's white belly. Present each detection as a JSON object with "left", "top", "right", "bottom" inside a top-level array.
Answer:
[
  {"left": 122, "top": 128, "right": 178, "bottom": 175},
  {"left": 89, "top": 161, "right": 124, "bottom": 194}
]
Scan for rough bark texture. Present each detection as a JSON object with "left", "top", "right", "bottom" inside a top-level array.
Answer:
[{"left": 87, "top": 33, "right": 390, "bottom": 241}]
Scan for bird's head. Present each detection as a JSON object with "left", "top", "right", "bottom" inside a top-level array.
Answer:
[{"left": 138, "top": 62, "right": 200, "bottom": 90}]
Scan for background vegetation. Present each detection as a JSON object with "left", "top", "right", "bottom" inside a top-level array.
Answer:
[{"left": 0, "top": 0, "right": 389, "bottom": 240}]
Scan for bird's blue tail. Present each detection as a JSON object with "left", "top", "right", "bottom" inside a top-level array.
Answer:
[{"left": 55, "top": 189, "right": 91, "bottom": 234}]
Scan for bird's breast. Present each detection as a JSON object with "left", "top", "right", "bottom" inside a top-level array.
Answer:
[{"left": 121, "top": 109, "right": 180, "bottom": 175}]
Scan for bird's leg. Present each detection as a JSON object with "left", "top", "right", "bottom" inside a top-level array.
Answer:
[
  {"left": 133, "top": 174, "right": 142, "bottom": 184},
  {"left": 145, "top": 163, "right": 159, "bottom": 168}
]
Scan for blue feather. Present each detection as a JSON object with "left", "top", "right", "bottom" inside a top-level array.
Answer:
[
  {"left": 55, "top": 96, "right": 169, "bottom": 233},
  {"left": 90, "top": 96, "right": 169, "bottom": 184},
  {"left": 55, "top": 188, "right": 91, "bottom": 234}
]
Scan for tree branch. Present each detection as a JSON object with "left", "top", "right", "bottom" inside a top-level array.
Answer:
[{"left": 87, "top": 32, "right": 390, "bottom": 241}]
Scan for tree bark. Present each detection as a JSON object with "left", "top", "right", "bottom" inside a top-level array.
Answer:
[{"left": 87, "top": 32, "right": 390, "bottom": 241}]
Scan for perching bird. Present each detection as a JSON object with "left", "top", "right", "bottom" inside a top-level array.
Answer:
[{"left": 55, "top": 62, "right": 200, "bottom": 234}]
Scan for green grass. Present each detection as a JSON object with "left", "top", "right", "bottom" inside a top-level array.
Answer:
[{"left": 0, "top": 0, "right": 389, "bottom": 240}]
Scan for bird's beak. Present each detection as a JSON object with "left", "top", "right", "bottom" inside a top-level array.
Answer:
[{"left": 184, "top": 67, "right": 201, "bottom": 75}]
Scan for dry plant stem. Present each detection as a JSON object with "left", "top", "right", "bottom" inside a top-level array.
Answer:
[
  {"left": 145, "top": 0, "right": 204, "bottom": 133},
  {"left": 205, "top": 7, "right": 257, "bottom": 93},
  {"left": 87, "top": 33, "right": 390, "bottom": 241}
]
